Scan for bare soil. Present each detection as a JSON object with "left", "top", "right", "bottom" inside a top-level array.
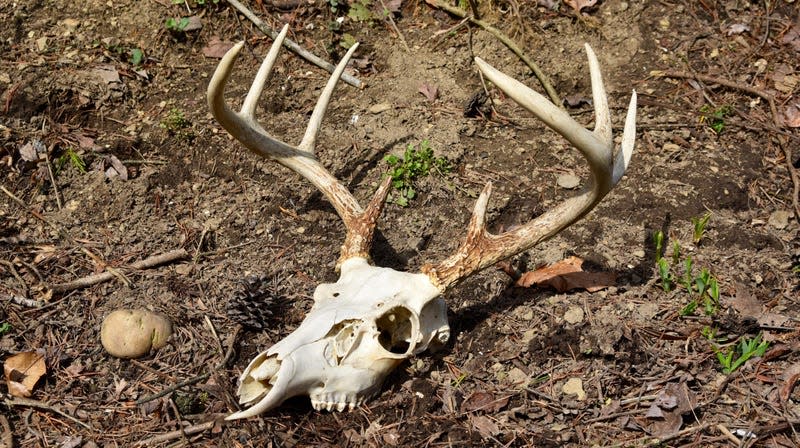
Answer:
[{"left": 1, "top": 0, "right": 799, "bottom": 446}]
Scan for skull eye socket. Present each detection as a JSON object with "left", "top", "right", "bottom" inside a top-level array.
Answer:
[{"left": 376, "top": 306, "right": 417, "bottom": 355}]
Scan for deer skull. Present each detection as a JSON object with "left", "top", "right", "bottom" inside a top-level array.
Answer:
[
  {"left": 209, "top": 25, "right": 636, "bottom": 419},
  {"left": 230, "top": 258, "right": 448, "bottom": 418}
]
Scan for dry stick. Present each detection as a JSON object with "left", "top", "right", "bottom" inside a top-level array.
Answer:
[
  {"left": 48, "top": 248, "right": 189, "bottom": 293},
  {"left": 4, "top": 397, "right": 91, "bottom": 429},
  {"left": 658, "top": 70, "right": 800, "bottom": 219},
  {"left": 134, "top": 421, "right": 216, "bottom": 446},
  {"left": 0, "top": 414, "right": 12, "bottom": 448},
  {"left": 377, "top": 0, "right": 410, "bottom": 52},
  {"left": 425, "top": 0, "right": 561, "bottom": 106},
  {"left": 225, "top": 0, "right": 363, "bottom": 89},
  {"left": 136, "top": 325, "right": 241, "bottom": 406}
]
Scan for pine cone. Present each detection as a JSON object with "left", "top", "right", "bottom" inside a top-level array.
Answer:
[{"left": 227, "top": 274, "right": 282, "bottom": 330}]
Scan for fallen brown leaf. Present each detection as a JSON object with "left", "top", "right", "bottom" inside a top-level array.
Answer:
[
  {"left": 516, "top": 256, "right": 615, "bottom": 292},
  {"left": 461, "top": 390, "right": 509, "bottom": 413},
  {"left": 203, "top": 36, "right": 235, "bottom": 59},
  {"left": 469, "top": 414, "right": 500, "bottom": 439},
  {"left": 4, "top": 351, "right": 47, "bottom": 397},
  {"left": 418, "top": 82, "right": 438, "bottom": 102},
  {"left": 564, "top": 0, "right": 598, "bottom": 13}
]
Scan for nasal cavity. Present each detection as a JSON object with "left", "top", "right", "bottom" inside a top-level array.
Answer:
[{"left": 376, "top": 306, "right": 415, "bottom": 355}]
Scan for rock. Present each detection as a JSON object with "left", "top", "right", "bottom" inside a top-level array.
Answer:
[
  {"left": 564, "top": 306, "right": 584, "bottom": 324},
  {"left": 557, "top": 173, "right": 581, "bottom": 189},
  {"left": 768, "top": 210, "right": 792, "bottom": 230},
  {"left": 368, "top": 102, "right": 392, "bottom": 114},
  {"left": 562, "top": 377, "right": 586, "bottom": 401},
  {"left": 100, "top": 309, "right": 173, "bottom": 359}
]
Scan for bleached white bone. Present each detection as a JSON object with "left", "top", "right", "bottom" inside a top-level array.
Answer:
[{"left": 208, "top": 25, "right": 636, "bottom": 419}]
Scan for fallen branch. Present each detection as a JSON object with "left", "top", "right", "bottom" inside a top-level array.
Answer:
[
  {"left": 225, "top": 0, "right": 363, "bottom": 88},
  {"left": 4, "top": 396, "right": 91, "bottom": 429},
  {"left": 134, "top": 421, "right": 217, "bottom": 446},
  {"left": 425, "top": 0, "right": 561, "bottom": 106},
  {"left": 48, "top": 248, "right": 189, "bottom": 293}
]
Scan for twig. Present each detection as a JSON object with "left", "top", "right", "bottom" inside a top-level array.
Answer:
[
  {"left": 378, "top": 0, "right": 410, "bottom": 52},
  {"left": 136, "top": 325, "right": 241, "bottom": 406},
  {"left": 7, "top": 295, "right": 43, "bottom": 308},
  {"left": 424, "top": 0, "right": 561, "bottom": 106},
  {"left": 135, "top": 373, "right": 211, "bottom": 405},
  {"left": 657, "top": 70, "right": 779, "bottom": 126},
  {"left": 225, "top": 0, "right": 363, "bottom": 88},
  {"left": 4, "top": 396, "right": 91, "bottom": 429},
  {"left": 1, "top": 186, "right": 68, "bottom": 240},
  {"left": 134, "top": 421, "right": 216, "bottom": 446},
  {"left": 48, "top": 248, "right": 189, "bottom": 293},
  {"left": 0, "top": 414, "right": 11, "bottom": 448}
]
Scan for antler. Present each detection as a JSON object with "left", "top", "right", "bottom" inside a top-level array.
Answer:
[
  {"left": 422, "top": 45, "right": 637, "bottom": 290},
  {"left": 207, "top": 25, "right": 390, "bottom": 267}
]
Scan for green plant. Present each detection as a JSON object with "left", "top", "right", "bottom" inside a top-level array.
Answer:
[
  {"left": 348, "top": 0, "right": 374, "bottom": 22},
  {"left": 691, "top": 212, "right": 711, "bottom": 244},
  {"left": 714, "top": 333, "right": 769, "bottom": 374},
  {"left": 699, "top": 105, "right": 731, "bottom": 134},
  {"left": 56, "top": 148, "right": 87, "bottom": 175},
  {"left": 129, "top": 48, "right": 144, "bottom": 66},
  {"left": 160, "top": 108, "right": 193, "bottom": 140},
  {"left": 0, "top": 322, "right": 10, "bottom": 335},
  {"left": 657, "top": 258, "right": 673, "bottom": 292},
  {"left": 383, "top": 140, "right": 450, "bottom": 207},
  {"left": 653, "top": 230, "right": 665, "bottom": 263},
  {"left": 165, "top": 17, "right": 190, "bottom": 32}
]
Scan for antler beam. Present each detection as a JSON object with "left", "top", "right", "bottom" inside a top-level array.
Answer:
[
  {"left": 207, "top": 25, "right": 390, "bottom": 266},
  {"left": 422, "top": 45, "right": 637, "bottom": 290}
]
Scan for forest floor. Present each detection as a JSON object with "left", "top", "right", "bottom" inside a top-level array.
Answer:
[{"left": 1, "top": 0, "right": 799, "bottom": 446}]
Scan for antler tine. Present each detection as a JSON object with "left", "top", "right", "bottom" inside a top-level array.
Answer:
[
  {"left": 299, "top": 41, "right": 359, "bottom": 153},
  {"left": 422, "top": 45, "right": 637, "bottom": 290},
  {"left": 208, "top": 24, "right": 390, "bottom": 267}
]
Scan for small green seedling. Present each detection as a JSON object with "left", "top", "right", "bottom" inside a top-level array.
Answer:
[
  {"left": 699, "top": 105, "right": 731, "bottom": 135},
  {"left": 160, "top": 108, "right": 194, "bottom": 140},
  {"left": 165, "top": 17, "right": 190, "bottom": 32},
  {"left": 383, "top": 140, "right": 450, "bottom": 207},
  {"left": 653, "top": 230, "right": 665, "bottom": 263},
  {"left": 658, "top": 258, "right": 673, "bottom": 292},
  {"left": 715, "top": 333, "right": 769, "bottom": 374},
  {"left": 56, "top": 148, "right": 87, "bottom": 175},
  {"left": 0, "top": 322, "right": 10, "bottom": 335},
  {"left": 129, "top": 48, "right": 144, "bottom": 66},
  {"left": 348, "top": 0, "right": 374, "bottom": 22},
  {"left": 691, "top": 212, "right": 711, "bottom": 244}
]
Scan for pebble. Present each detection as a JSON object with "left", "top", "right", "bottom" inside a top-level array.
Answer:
[
  {"left": 768, "top": 210, "right": 792, "bottom": 230},
  {"left": 557, "top": 173, "right": 580, "bottom": 189}
]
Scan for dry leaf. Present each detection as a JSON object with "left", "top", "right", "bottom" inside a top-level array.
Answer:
[
  {"left": 644, "top": 382, "right": 696, "bottom": 438},
  {"left": 461, "top": 390, "right": 509, "bottom": 413},
  {"left": 418, "top": 82, "right": 438, "bottom": 102},
  {"left": 4, "top": 351, "right": 47, "bottom": 397},
  {"left": 469, "top": 414, "right": 500, "bottom": 439},
  {"left": 564, "top": 0, "right": 598, "bottom": 13},
  {"left": 384, "top": 0, "right": 402, "bottom": 14},
  {"left": 92, "top": 65, "right": 120, "bottom": 84},
  {"left": 729, "top": 282, "right": 762, "bottom": 316},
  {"left": 779, "top": 363, "right": 800, "bottom": 402},
  {"left": 784, "top": 104, "right": 800, "bottom": 128},
  {"left": 203, "top": 36, "right": 235, "bottom": 59},
  {"left": 516, "top": 256, "right": 615, "bottom": 292}
]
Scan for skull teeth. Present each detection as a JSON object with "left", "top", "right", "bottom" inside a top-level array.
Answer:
[{"left": 310, "top": 395, "right": 364, "bottom": 412}]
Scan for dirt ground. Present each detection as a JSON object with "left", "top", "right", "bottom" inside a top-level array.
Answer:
[{"left": 1, "top": 0, "right": 799, "bottom": 446}]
